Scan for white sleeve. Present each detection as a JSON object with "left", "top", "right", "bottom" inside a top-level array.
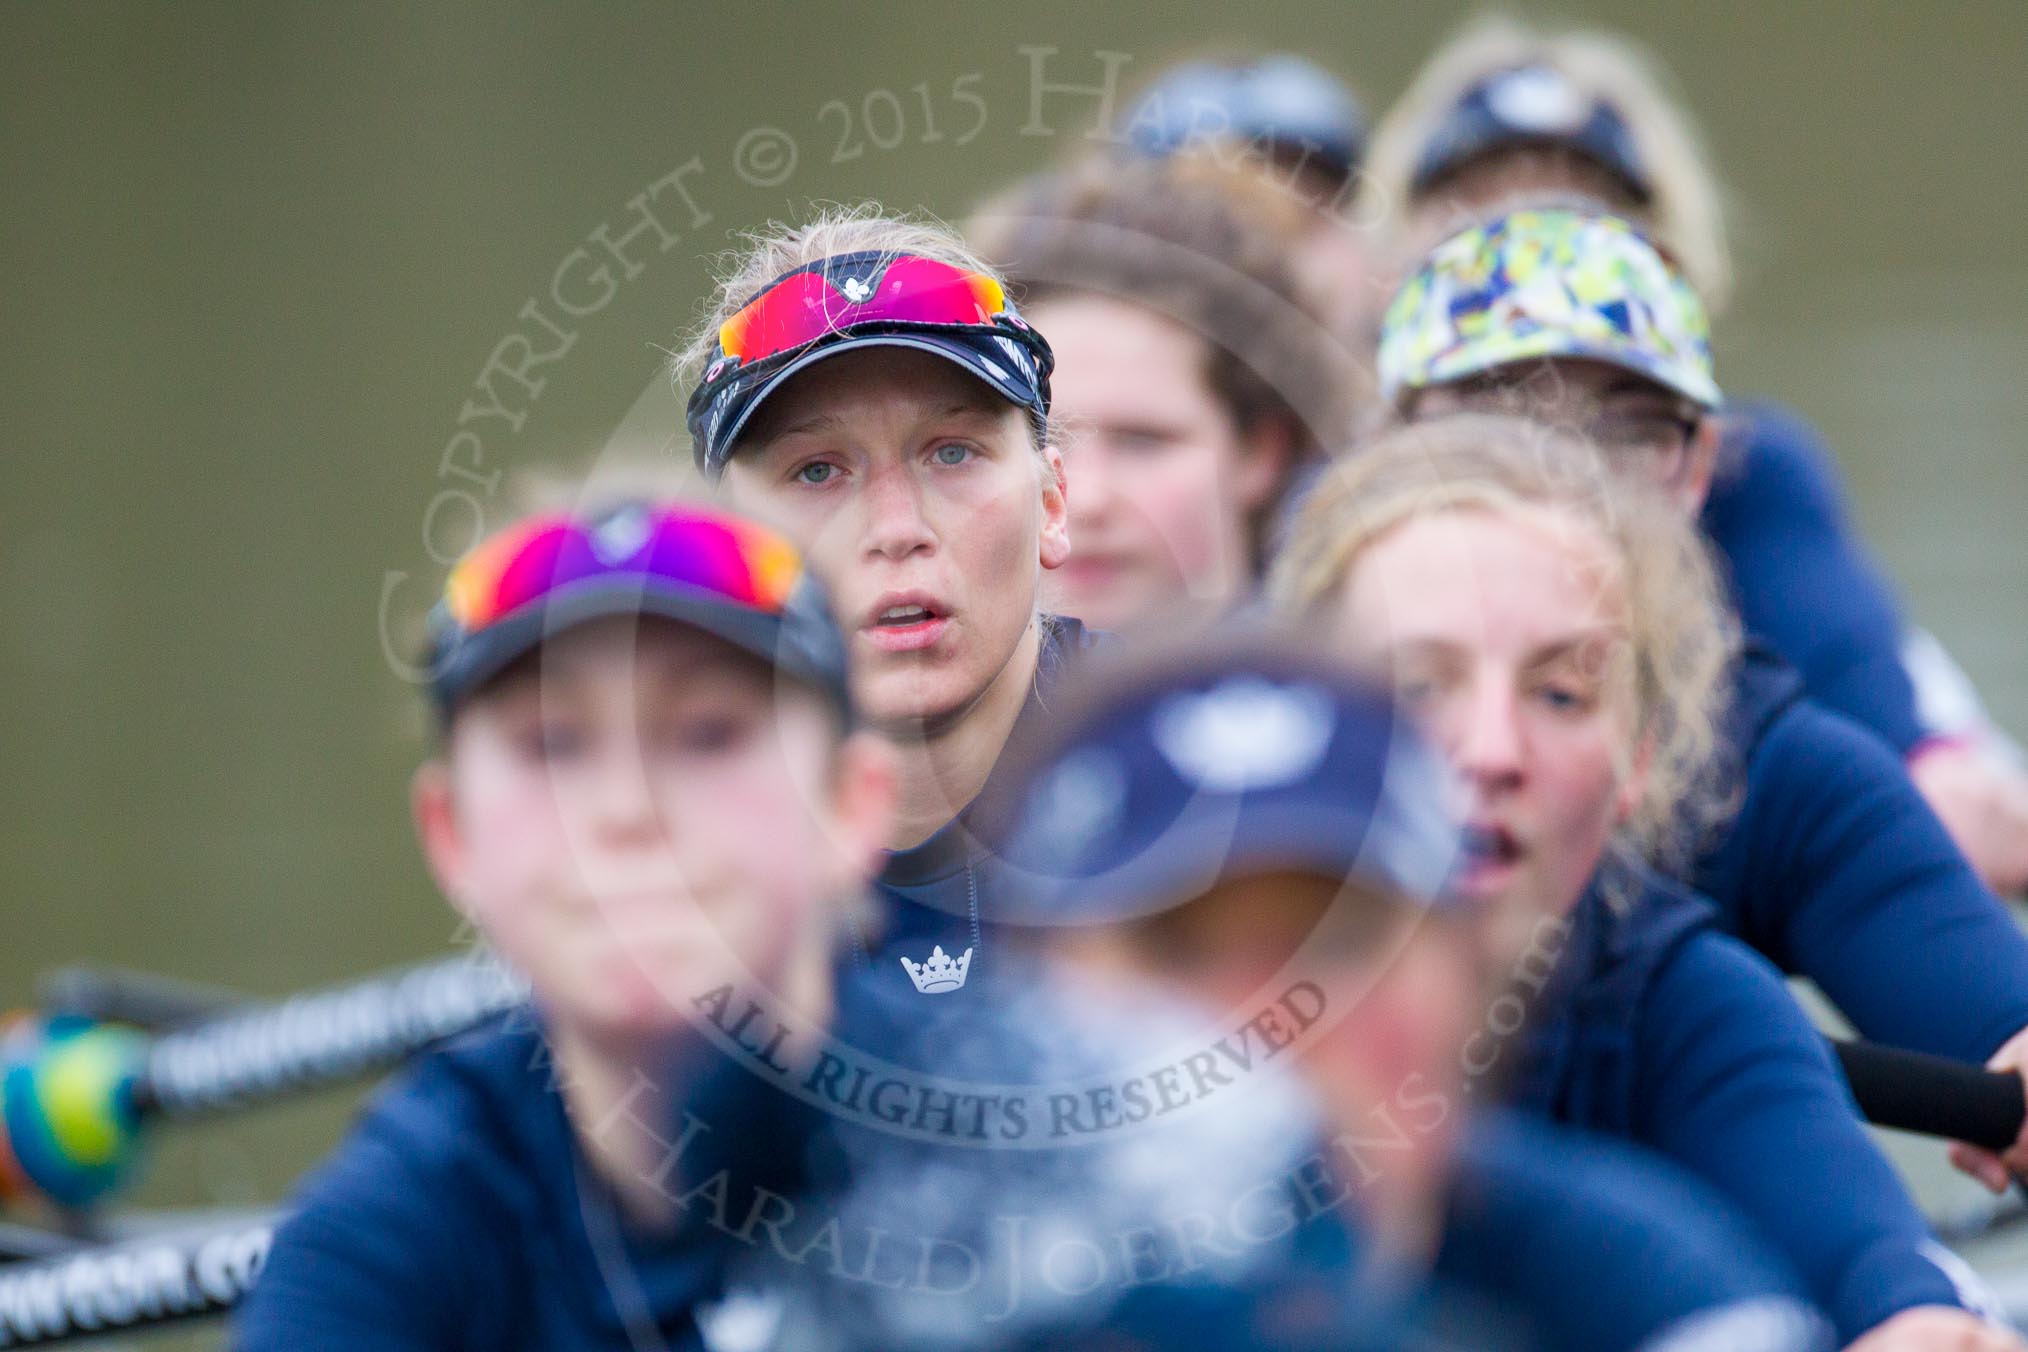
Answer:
[{"left": 1904, "top": 627, "right": 2025, "bottom": 765}]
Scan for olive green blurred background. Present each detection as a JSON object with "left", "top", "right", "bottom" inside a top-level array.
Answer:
[{"left": 3, "top": 0, "right": 2026, "bottom": 1328}]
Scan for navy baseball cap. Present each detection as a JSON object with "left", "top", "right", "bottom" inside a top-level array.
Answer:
[
  {"left": 982, "top": 633, "right": 1464, "bottom": 927},
  {"left": 425, "top": 500, "right": 854, "bottom": 726},
  {"left": 1411, "top": 64, "right": 1652, "bottom": 204},
  {"left": 1127, "top": 55, "right": 1368, "bottom": 182}
]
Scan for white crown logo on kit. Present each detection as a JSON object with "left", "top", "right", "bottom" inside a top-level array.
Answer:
[
  {"left": 1152, "top": 677, "right": 1335, "bottom": 793},
  {"left": 900, "top": 944, "right": 972, "bottom": 995}
]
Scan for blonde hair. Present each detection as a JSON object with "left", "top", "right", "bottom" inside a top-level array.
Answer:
[
  {"left": 1365, "top": 14, "right": 1731, "bottom": 313},
  {"left": 1268, "top": 413, "right": 1738, "bottom": 886}
]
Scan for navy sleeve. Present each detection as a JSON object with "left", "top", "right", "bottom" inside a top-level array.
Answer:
[
  {"left": 1700, "top": 403, "right": 1927, "bottom": 754},
  {"left": 1702, "top": 695, "right": 2028, "bottom": 1063},
  {"left": 229, "top": 1084, "right": 506, "bottom": 1351},
  {"left": 1441, "top": 1112, "right": 1831, "bottom": 1351},
  {"left": 1634, "top": 931, "right": 1963, "bottom": 1343}
]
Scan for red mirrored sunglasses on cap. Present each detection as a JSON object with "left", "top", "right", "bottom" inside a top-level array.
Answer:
[
  {"left": 715, "top": 253, "right": 1012, "bottom": 365},
  {"left": 686, "top": 250, "right": 1053, "bottom": 477}
]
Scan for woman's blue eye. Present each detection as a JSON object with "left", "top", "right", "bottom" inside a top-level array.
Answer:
[
  {"left": 650, "top": 712, "right": 755, "bottom": 757},
  {"left": 525, "top": 725, "right": 587, "bottom": 760},
  {"left": 793, "top": 462, "right": 838, "bottom": 485},
  {"left": 1109, "top": 429, "right": 1177, "bottom": 455},
  {"left": 930, "top": 443, "right": 973, "bottom": 466},
  {"left": 1535, "top": 685, "right": 1589, "bottom": 713},
  {"left": 677, "top": 717, "right": 744, "bottom": 754}
]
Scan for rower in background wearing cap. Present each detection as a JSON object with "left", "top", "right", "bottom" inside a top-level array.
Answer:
[
  {"left": 1361, "top": 17, "right": 2028, "bottom": 898},
  {"left": 1119, "top": 52, "right": 1380, "bottom": 347},
  {"left": 1273, "top": 412, "right": 2020, "bottom": 1349},
  {"left": 1373, "top": 204, "right": 2028, "bottom": 1198}
]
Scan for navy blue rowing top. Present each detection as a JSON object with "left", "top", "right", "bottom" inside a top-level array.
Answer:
[
  {"left": 232, "top": 1013, "right": 798, "bottom": 1352},
  {"left": 760, "top": 961, "right": 1834, "bottom": 1352},
  {"left": 1701, "top": 401, "right": 1924, "bottom": 754},
  {"left": 1693, "top": 647, "right": 2028, "bottom": 1064},
  {"left": 1511, "top": 870, "right": 1979, "bottom": 1343},
  {"left": 1060, "top": 1112, "right": 1836, "bottom": 1352},
  {"left": 1432, "top": 1110, "right": 1829, "bottom": 1351}
]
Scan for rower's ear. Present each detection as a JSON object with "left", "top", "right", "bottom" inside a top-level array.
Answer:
[
  {"left": 412, "top": 759, "right": 477, "bottom": 920},
  {"left": 1038, "top": 441, "right": 1070, "bottom": 571},
  {"left": 1672, "top": 416, "right": 1724, "bottom": 514},
  {"left": 1233, "top": 414, "right": 1295, "bottom": 515}
]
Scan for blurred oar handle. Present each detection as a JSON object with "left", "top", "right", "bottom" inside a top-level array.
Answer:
[
  {"left": 3, "top": 955, "right": 528, "bottom": 1211},
  {"left": 1831, "top": 1038, "right": 2025, "bottom": 1151},
  {"left": 38, "top": 967, "right": 247, "bottom": 1030},
  {"left": 137, "top": 953, "right": 529, "bottom": 1118},
  {"left": 0, "top": 1214, "right": 274, "bottom": 1344}
]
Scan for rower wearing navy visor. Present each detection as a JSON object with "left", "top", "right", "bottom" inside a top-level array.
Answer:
[
  {"left": 1273, "top": 414, "right": 2019, "bottom": 1348},
  {"left": 1362, "top": 22, "right": 2028, "bottom": 900},
  {"left": 679, "top": 215, "right": 1102, "bottom": 1042},
  {"left": 1379, "top": 205, "right": 2028, "bottom": 1189}
]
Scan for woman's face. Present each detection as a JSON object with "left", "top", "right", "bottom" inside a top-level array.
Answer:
[
  {"left": 1030, "top": 295, "right": 1284, "bottom": 631},
  {"left": 1334, "top": 507, "right": 1644, "bottom": 926},
  {"left": 719, "top": 348, "right": 1068, "bottom": 730},
  {"left": 415, "top": 619, "right": 888, "bottom": 1044}
]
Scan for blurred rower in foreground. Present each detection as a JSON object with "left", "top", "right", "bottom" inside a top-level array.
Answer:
[
  {"left": 740, "top": 631, "right": 1832, "bottom": 1350},
  {"left": 971, "top": 634, "right": 1832, "bottom": 1350},
  {"left": 1362, "top": 15, "right": 2028, "bottom": 895},
  {"left": 235, "top": 495, "right": 894, "bottom": 1350},
  {"left": 1273, "top": 412, "right": 2020, "bottom": 1348}
]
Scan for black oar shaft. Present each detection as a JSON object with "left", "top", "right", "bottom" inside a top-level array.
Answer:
[{"left": 1832, "top": 1038, "right": 2026, "bottom": 1151}]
